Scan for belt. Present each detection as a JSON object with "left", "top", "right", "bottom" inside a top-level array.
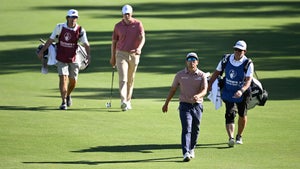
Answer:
[
  {"left": 117, "top": 50, "right": 130, "bottom": 54},
  {"left": 180, "top": 102, "right": 201, "bottom": 106}
]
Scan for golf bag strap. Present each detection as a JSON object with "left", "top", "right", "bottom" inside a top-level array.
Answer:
[
  {"left": 244, "top": 58, "right": 260, "bottom": 80},
  {"left": 220, "top": 54, "right": 231, "bottom": 76}
]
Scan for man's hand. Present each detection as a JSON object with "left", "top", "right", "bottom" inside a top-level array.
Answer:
[
  {"left": 110, "top": 56, "right": 116, "bottom": 67},
  {"left": 162, "top": 104, "right": 168, "bottom": 113},
  {"left": 130, "top": 49, "right": 141, "bottom": 55},
  {"left": 233, "top": 90, "right": 243, "bottom": 98}
]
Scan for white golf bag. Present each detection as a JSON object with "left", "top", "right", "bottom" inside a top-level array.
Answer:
[{"left": 37, "top": 39, "right": 89, "bottom": 71}]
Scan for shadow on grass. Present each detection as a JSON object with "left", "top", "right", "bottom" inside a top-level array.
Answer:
[
  {"left": 0, "top": 105, "right": 121, "bottom": 112},
  {"left": 23, "top": 143, "right": 228, "bottom": 165},
  {"left": 23, "top": 156, "right": 182, "bottom": 165},
  {"left": 31, "top": 1, "right": 300, "bottom": 19},
  {"left": 0, "top": 106, "right": 58, "bottom": 111},
  {"left": 71, "top": 143, "right": 228, "bottom": 154}
]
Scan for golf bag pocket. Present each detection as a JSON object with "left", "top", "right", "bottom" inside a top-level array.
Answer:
[{"left": 247, "top": 78, "right": 268, "bottom": 109}]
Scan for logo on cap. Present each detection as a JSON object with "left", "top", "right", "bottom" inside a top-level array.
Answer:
[
  {"left": 67, "top": 9, "right": 79, "bottom": 17},
  {"left": 122, "top": 5, "right": 133, "bottom": 14},
  {"left": 233, "top": 40, "right": 247, "bottom": 50}
]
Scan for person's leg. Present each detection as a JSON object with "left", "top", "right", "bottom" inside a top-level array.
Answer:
[
  {"left": 59, "top": 75, "right": 68, "bottom": 104},
  {"left": 127, "top": 54, "right": 140, "bottom": 104},
  {"left": 66, "top": 63, "right": 79, "bottom": 107},
  {"left": 225, "top": 101, "right": 237, "bottom": 147},
  {"left": 67, "top": 78, "right": 76, "bottom": 96},
  {"left": 237, "top": 116, "right": 247, "bottom": 136},
  {"left": 179, "top": 103, "right": 192, "bottom": 157},
  {"left": 190, "top": 104, "right": 203, "bottom": 158},
  {"left": 57, "top": 61, "right": 69, "bottom": 109},
  {"left": 190, "top": 104, "right": 202, "bottom": 149},
  {"left": 65, "top": 77, "right": 76, "bottom": 107},
  {"left": 116, "top": 51, "right": 129, "bottom": 109},
  {"left": 226, "top": 123, "right": 235, "bottom": 139},
  {"left": 225, "top": 102, "right": 236, "bottom": 138},
  {"left": 236, "top": 101, "right": 248, "bottom": 144}
]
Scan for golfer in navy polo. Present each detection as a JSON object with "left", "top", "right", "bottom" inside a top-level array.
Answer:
[{"left": 162, "top": 52, "right": 208, "bottom": 162}]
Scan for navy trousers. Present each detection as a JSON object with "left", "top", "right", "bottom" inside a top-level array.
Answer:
[{"left": 179, "top": 102, "right": 203, "bottom": 155}]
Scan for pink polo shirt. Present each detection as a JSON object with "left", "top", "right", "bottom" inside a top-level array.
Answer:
[
  {"left": 112, "top": 18, "right": 144, "bottom": 52},
  {"left": 172, "top": 68, "right": 207, "bottom": 104}
]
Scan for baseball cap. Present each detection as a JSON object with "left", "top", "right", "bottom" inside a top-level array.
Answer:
[
  {"left": 233, "top": 40, "right": 247, "bottom": 50},
  {"left": 186, "top": 52, "right": 198, "bottom": 60},
  {"left": 122, "top": 5, "right": 133, "bottom": 14},
  {"left": 67, "top": 9, "right": 79, "bottom": 17}
]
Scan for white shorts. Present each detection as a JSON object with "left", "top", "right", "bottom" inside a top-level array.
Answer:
[{"left": 56, "top": 61, "right": 79, "bottom": 80}]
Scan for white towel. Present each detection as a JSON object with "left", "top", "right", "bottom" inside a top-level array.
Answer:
[
  {"left": 207, "top": 79, "right": 222, "bottom": 110},
  {"left": 47, "top": 44, "right": 57, "bottom": 65}
]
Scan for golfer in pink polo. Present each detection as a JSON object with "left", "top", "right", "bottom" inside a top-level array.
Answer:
[
  {"left": 110, "top": 4, "right": 145, "bottom": 111},
  {"left": 162, "top": 52, "right": 208, "bottom": 162}
]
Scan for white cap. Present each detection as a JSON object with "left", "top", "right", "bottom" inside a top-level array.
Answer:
[
  {"left": 122, "top": 5, "right": 133, "bottom": 14},
  {"left": 233, "top": 40, "right": 247, "bottom": 50},
  {"left": 67, "top": 9, "right": 79, "bottom": 17},
  {"left": 186, "top": 52, "right": 198, "bottom": 60}
]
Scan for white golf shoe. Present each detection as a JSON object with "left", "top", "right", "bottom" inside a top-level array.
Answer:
[
  {"left": 189, "top": 149, "right": 195, "bottom": 158},
  {"left": 183, "top": 152, "right": 191, "bottom": 162},
  {"left": 228, "top": 138, "right": 235, "bottom": 147}
]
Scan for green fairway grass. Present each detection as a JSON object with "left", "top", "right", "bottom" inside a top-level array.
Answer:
[{"left": 1, "top": 0, "right": 300, "bottom": 168}]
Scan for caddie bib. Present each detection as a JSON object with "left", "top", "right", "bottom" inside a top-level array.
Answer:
[{"left": 56, "top": 26, "right": 81, "bottom": 63}]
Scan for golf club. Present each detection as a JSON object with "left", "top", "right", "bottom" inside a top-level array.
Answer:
[
  {"left": 106, "top": 66, "right": 115, "bottom": 108},
  {"left": 39, "top": 38, "right": 46, "bottom": 44}
]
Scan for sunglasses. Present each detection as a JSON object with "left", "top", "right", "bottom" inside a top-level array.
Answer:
[
  {"left": 187, "top": 57, "right": 197, "bottom": 62},
  {"left": 234, "top": 48, "right": 244, "bottom": 52}
]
